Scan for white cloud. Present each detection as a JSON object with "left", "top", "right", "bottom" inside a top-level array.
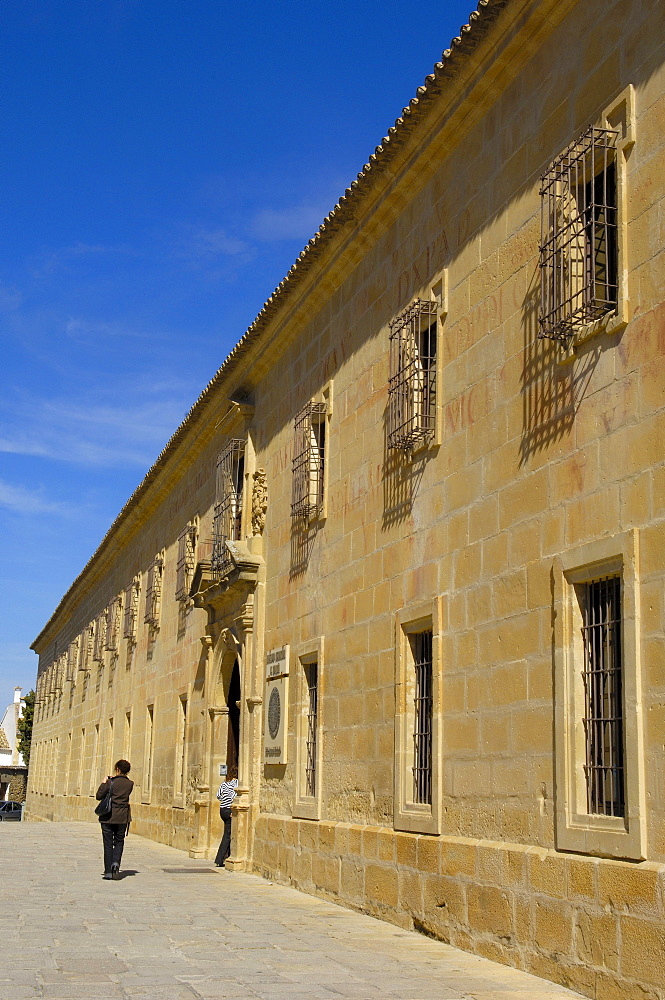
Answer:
[
  {"left": 39, "top": 242, "right": 138, "bottom": 274},
  {"left": 250, "top": 200, "right": 333, "bottom": 242},
  {"left": 0, "top": 386, "right": 194, "bottom": 469},
  {"left": 175, "top": 227, "right": 251, "bottom": 262},
  {"left": 0, "top": 478, "right": 75, "bottom": 516}
]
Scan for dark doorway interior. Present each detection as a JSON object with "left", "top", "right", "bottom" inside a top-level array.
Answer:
[{"left": 226, "top": 659, "right": 240, "bottom": 770}]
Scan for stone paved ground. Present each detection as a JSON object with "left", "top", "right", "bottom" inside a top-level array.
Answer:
[{"left": 0, "top": 822, "right": 586, "bottom": 1000}]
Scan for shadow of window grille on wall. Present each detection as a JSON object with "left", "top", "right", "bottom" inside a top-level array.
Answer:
[
  {"left": 581, "top": 575, "right": 625, "bottom": 818},
  {"left": 291, "top": 402, "right": 327, "bottom": 521},
  {"left": 176, "top": 522, "right": 198, "bottom": 600},
  {"left": 388, "top": 299, "right": 438, "bottom": 451},
  {"left": 212, "top": 439, "right": 245, "bottom": 579},
  {"left": 539, "top": 126, "right": 618, "bottom": 344}
]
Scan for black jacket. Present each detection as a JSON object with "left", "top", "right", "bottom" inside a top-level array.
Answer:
[{"left": 96, "top": 774, "right": 133, "bottom": 826}]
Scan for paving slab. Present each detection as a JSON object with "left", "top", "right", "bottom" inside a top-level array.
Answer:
[{"left": 1, "top": 822, "right": 586, "bottom": 1000}]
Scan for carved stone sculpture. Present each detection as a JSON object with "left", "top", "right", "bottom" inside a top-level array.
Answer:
[{"left": 251, "top": 469, "right": 267, "bottom": 535}]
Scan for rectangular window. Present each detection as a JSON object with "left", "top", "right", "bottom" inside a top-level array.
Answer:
[
  {"left": 77, "top": 728, "right": 86, "bottom": 795},
  {"left": 105, "top": 718, "right": 114, "bottom": 776},
  {"left": 174, "top": 696, "right": 188, "bottom": 800},
  {"left": 123, "top": 578, "right": 140, "bottom": 642},
  {"left": 144, "top": 557, "right": 164, "bottom": 628},
  {"left": 66, "top": 639, "right": 79, "bottom": 684},
  {"left": 394, "top": 601, "right": 442, "bottom": 835},
  {"left": 65, "top": 731, "right": 73, "bottom": 795},
  {"left": 388, "top": 299, "right": 438, "bottom": 452},
  {"left": 411, "top": 630, "right": 433, "bottom": 806},
  {"left": 539, "top": 126, "right": 618, "bottom": 343},
  {"left": 582, "top": 576, "right": 624, "bottom": 817},
  {"left": 105, "top": 597, "right": 121, "bottom": 652},
  {"left": 175, "top": 522, "right": 198, "bottom": 600},
  {"left": 555, "top": 531, "right": 645, "bottom": 859},
  {"left": 89, "top": 723, "right": 99, "bottom": 795},
  {"left": 143, "top": 705, "right": 154, "bottom": 804},
  {"left": 304, "top": 662, "right": 319, "bottom": 798},
  {"left": 294, "top": 639, "right": 324, "bottom": 820},
  {"left": 92, "top": 613, "right": 106, "bottom": 662},
  {"left": 291, "top": 402, "right": 327, "bottom": 520},
  {"left": 123, "top": 711, "right": 132, "bottom": 761},
  {"left": 212, "top": 439, "right": 245, "bottom": 578}
]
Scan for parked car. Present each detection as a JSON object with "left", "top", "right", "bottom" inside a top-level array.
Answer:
[{"left": 0, "top": 801, "right": 23, "bottom": 821}]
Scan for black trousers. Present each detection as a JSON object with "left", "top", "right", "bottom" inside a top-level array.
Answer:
[
  {"left": 101, "top": 822, "right": 126, "bottom": 873},
  {"left": 215, "top": 808, "right": 232, "bottom": 866}
]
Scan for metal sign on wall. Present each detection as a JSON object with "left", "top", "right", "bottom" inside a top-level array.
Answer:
[{"left": 263, "top": 645, "right": 289, "bottom": 765}]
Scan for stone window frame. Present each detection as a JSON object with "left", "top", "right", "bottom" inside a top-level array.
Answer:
[
  {"left": 88, "top": 723, "right": 100, "bottom": 797},
  {"left": 387, "top": 270, "right": 448, "bottom": 455},
  {"left": 545, "top": 85, "right": 636, "bottom": 356},
  {"left": 293, "top": 636, "right": 324, "bottom": 821},
  {"left": 553, "top": 529, "right": 646, "bottom": 859},
  {"left": 142, "top": 703, "right": 155, "bottom": 805},
  {"left": 394, "top": 597, "right": 443, "bottom": 835},
  {"left": 173, "top": 686, "right": 191, "bottom": 808},
  {"left": 291, "top": 380, "right": 333, "bottom": 525}
]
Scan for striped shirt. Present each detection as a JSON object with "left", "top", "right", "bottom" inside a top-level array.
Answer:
[{"left": 216, "top": 778, "right": 238, "bottom": 809}]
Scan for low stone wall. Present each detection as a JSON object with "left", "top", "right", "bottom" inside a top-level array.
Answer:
[{"left": 252, "top": 815, "right": 665, "bottom": 1000}]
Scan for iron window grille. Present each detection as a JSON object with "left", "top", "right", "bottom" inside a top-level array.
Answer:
[
  {"left": 123, "top": 578, "right": 140, "bottom": 641},
  {"left": 105, "top": 597, "right": 121, "bottom": 652},
  {"left": 53, "top": 656, "right": 65, "bottom": 694},
  {"left": 144, "top": 557, "right": 163, "bottom": 627},
  {"left": 581, "top": 575, "right": 625, "bottom": 817},
  {"left": 92, "top": 614, "right": 106, "bottom": 662},
  {"left": 79, "top": 624, "right": 94, "bottom": 674},
  {"left": 411, "top": 629, "right": 433, "bottom": 806},
  {"left": 388, "top": 299, "right": 438, "bottom": 452},
  {"left": 304, "top": 662, "right": 319, "bottom": 798},
  {"left": 291, "top": 402, "right": 327, "bottom": 520},
  {"left": 175, "top": 522, "right": 198, "bottom": 600},
  {"left": 66, "top": 639, "right": 79, "bottom": 684},
  {"left": 540, "top": 126, "right": 619, "bottom": 343},
  {"left": 212, "top": 439, "right": 245, "bottom": 579}
]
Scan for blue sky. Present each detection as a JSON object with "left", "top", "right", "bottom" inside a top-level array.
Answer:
[{"left": 0, "top": 0, "right": 474, "bottom": 712}]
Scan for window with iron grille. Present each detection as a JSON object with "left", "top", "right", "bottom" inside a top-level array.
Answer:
[
  {"left": 388, "top": 300, "right": 438, "bottom": 452},
  {"left": 144, "top": 557, "right": 163, "bottom": 627},
  {"left": 123, "top": 578, "right": 140, "bottom": 641},
  {"left": 53, "top": 655, "right": 65, "bottom": 695},
  {"left": 410, "top": 630, "right": 433, "bottom": 806},
  {"left": 304, "top": 662, "right": 318, "bottom": 798},
  {"left": 540, "top": 126, "right": 618, "bottom": 343},
  {"left": 66, "top": 639, "right": 79, "bottom": 684},
  {"left": 175, "top": 522, "right": 197, "bottom": 600},
  {"left": 212, "top": 439, "right": 245, "bottom": 578},
  {"left": 291, "top": 402, "right": 327, "bottom": 520},
  {"left": 581, "top": 575, "right": 625, "bottom": 817},
  {"left": 92, "top": 614, "right": 106, "bottom": 662},
  {"left": 79, "top": 624, "right": 94, "bottom": 674},
  {"left": 105, "top": 597, "right": 121, "bottom": 652}
]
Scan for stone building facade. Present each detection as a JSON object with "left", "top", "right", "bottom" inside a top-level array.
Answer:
[{"left": 26, "top": 0, "right": 665, "bottom": 995}]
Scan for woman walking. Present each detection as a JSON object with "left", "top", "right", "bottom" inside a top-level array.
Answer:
[
  {"left": 214, "top": 766, "right": 238, "bottom": 867},
  {"left": 96, "top": 759, "right": 133, "bottom": 880}
]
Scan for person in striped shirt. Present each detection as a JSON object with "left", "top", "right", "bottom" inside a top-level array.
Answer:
[{"left": 214, "top": 766, "right": 238, "bottom": 867}]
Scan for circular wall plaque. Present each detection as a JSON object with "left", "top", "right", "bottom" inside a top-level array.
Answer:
[{"left": 268, "top": 685, "right": 281, "bottom": 740}]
